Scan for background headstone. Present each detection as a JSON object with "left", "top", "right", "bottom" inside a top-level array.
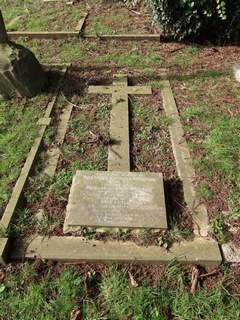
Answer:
[{"left": 0, "top": 10, "right": 46, "bottom": 99}]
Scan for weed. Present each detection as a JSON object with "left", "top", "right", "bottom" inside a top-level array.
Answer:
[
  {"left": 183, "top": 46, "right": 200, "bottom": 55},
  {"left": 79, "top": 227, "right": 96, "bottom": 240},
  {"left": 158, "top": 115, "right": 173, "bottom": 126},
  {"left": 182, "top": 105, "right": 202, "bottom": 120},
  {"left": 26, "top": 174, "right": 52, "bottom": 204},
  {"left": 196, "top": 183, "right": 215, "bottom": 200},
  {"left": 210, "top": 214, "right": 229, "bottom": 243},
  {"left": 10, "top": 208, "right": 33, "bottom": 236}
]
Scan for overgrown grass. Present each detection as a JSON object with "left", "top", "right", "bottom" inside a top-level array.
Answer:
[
  {"left": 0, "top": 264, "right": 83, "bottom": 320},
  {"left": 0, "top": 262, "right": 239, "bottom": 320},
  {"left": 174, "top": 74, "right": 240, "bottom": 241},
  {"left": 1, "top": 0, "right": 85, "bottom": 31},
  {"left": 0, "top": 96, "right": 45, "bottom": 212}
]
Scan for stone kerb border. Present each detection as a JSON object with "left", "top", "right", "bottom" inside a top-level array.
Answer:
[
  {"left": 12, "top": 236, "right": 222, "bottom": 267},
  {"left": 160, "top": 69, "right": 209, "bottom": 238},
  {"left": 7, "top": 32, "right": 161, "bottom": 41}
]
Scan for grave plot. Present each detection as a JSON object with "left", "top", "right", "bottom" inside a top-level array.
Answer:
[
  {"left": 17, "top": 69, "right": 179, "bottom": 243},
  {"left": 1, "top": 0, "right": 85, "bottom": 31},
  {"left": 63, "top": 74, "right": 168, "bottom": 233},
  {"left": 0, "top": 2, "right": 224, "bottom": 265},
  {"left": 1, "top": 2, "right": 240, "bottom": 318},
  {"left": 0, "top": 63, "right": 221, "bottom": 266}
]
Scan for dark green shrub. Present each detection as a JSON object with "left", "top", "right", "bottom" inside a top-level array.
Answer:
[{"left": 147, "top": 0, "right": 240, "bottom": 41}]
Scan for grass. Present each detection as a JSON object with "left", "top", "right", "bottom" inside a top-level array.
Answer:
[
  {"left": 95, "top": 46, "right": 161, "bottom": 68},
  {"left": 0, "top": 96, "right": 46, "bottom": 212},
  {"left": 131, "top": 98, "right": 174, "bottom": 173},
  {"left": 0, "top": 262, "right": 239, "bottom": 320},
  {"left": 173, "top": 74, "right": 240, "bottom": 241},
  {"left": 0, "top": 264, "right": 83, "bottom": 320},
  {"left": 1, "top": 0, "right": 85, "bottom": 31}
]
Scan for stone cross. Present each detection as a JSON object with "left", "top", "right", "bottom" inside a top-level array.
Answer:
[
  {"left": 89, "top": 75, "right": 152, "bottom": 171},
  {"left": 0, "top": 10, "right": 8, "bottom": 43},
  {"left": 63, "top": 75, "right": 168, "bottom": 233}
]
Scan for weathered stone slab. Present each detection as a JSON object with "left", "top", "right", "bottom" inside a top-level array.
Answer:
[
  {"left": 64, "top": 171, "right": 167, "bottom": 233},
  {"left": 0, "top": 10, "right": 46, "bottom": 99},
  {"left": 75, "top": 13, "right": 88, "bottom": 34},
  {"left": 11, "top": 236, "right": 222, "bottom": 267},
  {"left": 222, "top": 242, "right": 240, "bottom": 263},
  {"left": 0, "top": 42, "right": 46, "bottom": 99},
  {"left": 233, "top": 64, "right": 240, "bottom": 83}
]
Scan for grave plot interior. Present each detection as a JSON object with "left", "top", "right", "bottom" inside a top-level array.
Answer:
[{"left": 63, "top": 74, "right": 168, "bottom": 234}]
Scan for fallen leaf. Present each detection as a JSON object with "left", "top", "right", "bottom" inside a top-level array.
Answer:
[
  {"left": 0, "top": 269, "right": 5, "bottom": 282},
  {"left": 70, "top": 309, "right": 81, "bottom": 320},
  {"left": 128, "top": 271, "right": 138, "bottom": 287}
]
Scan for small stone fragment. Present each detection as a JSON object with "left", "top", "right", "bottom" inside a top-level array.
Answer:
[
  {"left": 222, "top": 242, "right": 240, "bottom": 263},
  {"left": 233, "top": 64, "right": 240, "bottom": 83}
]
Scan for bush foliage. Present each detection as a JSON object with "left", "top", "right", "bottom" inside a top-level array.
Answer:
[{"left": 147, "top": 0, "right": 240, "bottom": 41}]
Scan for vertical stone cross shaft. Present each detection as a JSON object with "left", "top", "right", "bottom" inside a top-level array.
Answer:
[
  {"left": 0, "top": 10, "right": 8, "bottom": 43},
  {"left": 89, "top": 74, "right": 152, "bottom": 171}
]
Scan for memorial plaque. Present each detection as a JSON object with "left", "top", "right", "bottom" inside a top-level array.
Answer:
[{"left": 63, "top": 171, "right": 167, "bottom": 233}]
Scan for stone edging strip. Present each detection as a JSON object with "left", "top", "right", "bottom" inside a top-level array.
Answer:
[
  {"left": 43, "top": 0, "right": 74, "bottom": 4},
  {"left": 75, "top": 13, "right": 88, "bottom": 35},
  {"left": 7, "top": 32, "right": 161, "bottom": 41},
  {"left": 11, "top": 236, "right": 222, "bottom": 267},
  {"left": 160, "top": 69, "right": 209, "bottom": 237},
  {"left": 44, "top": 95, "right": 76, "bottom": 177},
  {"left": 0, "top": 65, "right": 69, "bottom": 265}
]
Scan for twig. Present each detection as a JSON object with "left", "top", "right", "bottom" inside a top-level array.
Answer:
[
  {"left": 61, "top": 92, "right": 85, "bottom": 110},
  {"left": 199, "top": 269, "right": 219, "bottom": 279},
  {"left": 190, "top": 265, "right": 199, "bottom": 294}
]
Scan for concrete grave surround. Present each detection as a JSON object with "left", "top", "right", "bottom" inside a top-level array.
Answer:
[{"left": 64, "top": 171, "right": 167, "bottom": 233}]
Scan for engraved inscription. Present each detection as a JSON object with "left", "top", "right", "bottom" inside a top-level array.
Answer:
[{"left": 65, "top": 171, "right": 167, "bottom": 229}]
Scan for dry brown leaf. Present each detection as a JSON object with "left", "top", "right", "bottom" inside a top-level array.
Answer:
[
  {"left": 128, "top": 271, "right": 138, "bottom": 287},
  {"left": 70, "top": 309, "right": 81, "bottom": 320},
  {"left": 0, "top": 269, "right": 5, "bottom": 282}
]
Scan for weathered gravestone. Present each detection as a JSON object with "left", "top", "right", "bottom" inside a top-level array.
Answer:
[
  {"left": 0, "top": 11, "right": 46, "bottom": 99},
  {"left": 64, "top": 75, "right": 168, "bottom": 233}
]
